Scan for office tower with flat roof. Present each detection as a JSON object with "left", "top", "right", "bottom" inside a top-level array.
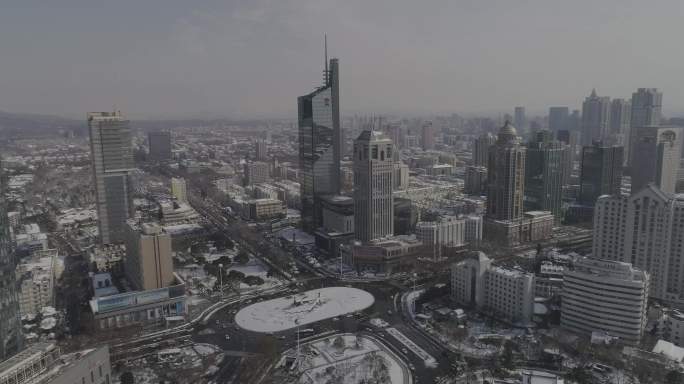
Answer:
[
  {"left": 0, "top": 163, "right": 21, "bottom": 360},
  {"left": 353, "top": 130, "right": 394, "bottom": 242},
  {"left": 548, "top": 107, "right": 569, "bottom": 133},
  {"left": 124, "top": 222, "right": 174, "bottom": 291},
  {"left": 609, "top": 98, "right": 631, "bottom": 148},
  {"left": 593, "top": 185, "right": 684, "bottom": 306},
  {"left": 561, "top": 257, "right": 648, "bottom": 345},
  {"left": 421, "top": 121, "right": 435, "bottom": 150},
  {"left": 581, "top": 89, "right": 611, "bottom": 145},
  {"left": 472, "top": 132, "right": 495, "bottom": 167},
  {"left": 298, "top": 52, "right": 341, "bottom": 232},
  {"left": 88, "top": 111, "right": 134, "bottom": 245},
  {"left": 629, "top": 88, "right": 663, "bottom": 167},
  {"left": 148, "top": 131, "right": 172, "bottom": 161},
  {"left": 486, "top": 121, "right": 526, "bottom": 221},
  {"left": 524, "top": 131, "right": 565, "bottom": 218},
  {"left": 631, "top": 126, "right": 682, "bottom": 194},
  {"left": 578, "top": 142, "right": 623, "bottom": 206},
  {"left": 514, "top": 107, "right": 527, "bottom": 134}
]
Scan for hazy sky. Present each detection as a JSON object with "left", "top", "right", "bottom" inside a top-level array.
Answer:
[{"left": 1, "top": 1, "right": 683, "bottom": 119}]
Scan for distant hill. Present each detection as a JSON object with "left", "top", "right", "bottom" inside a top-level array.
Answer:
[{"left": 0, "top": 110, "right": 84, "bottom": 137}]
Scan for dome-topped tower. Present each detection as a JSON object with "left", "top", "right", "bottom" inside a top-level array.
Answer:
[{"left": 497, "top": 120, "right": 519, "bottom": 144}]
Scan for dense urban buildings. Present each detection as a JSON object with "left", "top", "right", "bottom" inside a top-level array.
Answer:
[
  {"left": 88, "top": 111, "right": 134, "bottom": 244},
  {"left": 298, "top": 57, "right": 341, "bottom": 232},
  {"left": 561, "top": 257, "right": 649, "bottom": 345},
  {"left": 0, "top": 165, "right": 21, "bottom": 361},
  {"left": 593, "top": 185, "right": 684, "bottom": 306},
  {"left": 353, "top": 130, "right": 394, "bottom": 242},
  {"left": 148, "top": 131, "right": 172, "bottom": 161},
  {"left": 578, "top": 142, "right": 624, "bottom": 206}
]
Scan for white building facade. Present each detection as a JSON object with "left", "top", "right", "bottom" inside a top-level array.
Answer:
[{"left": 561, "top": 257, "right": 649, "bottom": 345}]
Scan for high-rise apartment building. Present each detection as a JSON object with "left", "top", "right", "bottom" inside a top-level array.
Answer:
[
  {"left": 578, "top": 142, "right": 623, "bottom": 206},
  {"left": 298, "top": 56, "right": 341, "bottom": 232},
  {"left": 472, "top": 133, "right": 495, "bottom": 167},
  {"left": 0, "top": 164, "right": 21, "bottom": 360},
  {"left": 514, "top": 107, "right": 527, "bottom": 134},
  {"left": 244, "top": 161, "right": 270, "bottom": 186},
  {"left": 255, "top": 139, "right": 268, "bottom": 161},
  {"left": 171, "top": 177, "right": 187, "bottom": 203},
  {"left": 353, "top": 131, "right": 394, "bottom": 242},
  {"left": 581, "top": 89, "right": 611, "bottom": 145},
  {"left": 421, "top": 121, "right": 435, "bottom": 151},
  {"left": 561, "top": 257, "right": 649, "bottom": 345},
  {"left": 631, "top": 126, "right": 682, "bottom": 194},
  {"left": 548, "top": 107, "right": 569, "bottom": 133},
  {"left": 148, "top": 131, "right": 172, "bottom": 161},
  {"left": 593, "top": 185, "right": 684, "bottom": 305},
  {"left": 524, "top": 130, "right": 565, "bottom": 218},
  {"left": 88, "top": 111, "right": 134, "bottom": 245},
  {"left": 628, "top": 88, "right": 663, "bottom": 168},
  {"left": 486, "top": 121, "right": 526, "bottom": 221},
  {"left": 556, "top": 129, "right": 579, "bottom": 186},
  {"left": 124, "top": 222, "right": 174, "bottom": 291}
]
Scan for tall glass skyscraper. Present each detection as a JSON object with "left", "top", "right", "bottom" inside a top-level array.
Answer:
[
  {"left": 298, "top": 57, "right": 341, "bottom": 232},
  {"left": 88, "top": 111, "right": 134, "bottom": 244},
  {"left": 0, "top": 163, "right": 21, "bottom": 360}
]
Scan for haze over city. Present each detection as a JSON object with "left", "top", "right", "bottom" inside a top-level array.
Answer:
[
  {"left": 4, "top": 2, "right": 684, "bottom": 384},
  {"left": 1, "top": 0, "right": 684, "bottom": 118}
]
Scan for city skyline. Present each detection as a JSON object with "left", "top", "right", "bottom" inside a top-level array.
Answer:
[{"left": 1, "top": 2, "right": 684, "bottom": 119}]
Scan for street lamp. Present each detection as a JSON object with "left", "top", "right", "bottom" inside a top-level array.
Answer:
[{"left": 218, "top": 263, "right": 223, "bottom": 297}]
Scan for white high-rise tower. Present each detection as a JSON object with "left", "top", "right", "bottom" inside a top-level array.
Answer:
[{"left": 353, "top": 130, "right": 394, "bottom": 242}]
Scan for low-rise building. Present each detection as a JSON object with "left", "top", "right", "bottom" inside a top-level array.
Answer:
[
  {"left": 0, "top": 343, "right": 111, "bottom": 384},
  {"left": 451, "top": 252, "right": 535, "bottom": 325},
  {"left": 88, "top": 244, "right": 125, "bottom": 276},
  {"left": 561, "top": 257, "right": 649, "bottom": 345},
  {"left": 243, "top": 198, "right": 286, "bottom": 221},
  {"left": 416, "top": 216, "right": 466, "bottom": 259},
  {"left": 348, "top": 235, "right": 423, "bottom": 276},
  {"left": 89, "top": 278, "right": 186, "bottom": 329},
  {"left": 662, "top": 309, "right": 684, "bottom": 347},
  {"left": 484, "top": 210, "right": 554, "bottom": 247}
]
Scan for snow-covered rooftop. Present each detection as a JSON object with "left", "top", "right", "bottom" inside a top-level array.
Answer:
[{"left": 235, "top": 287, "right": 374, "bottom": 333}]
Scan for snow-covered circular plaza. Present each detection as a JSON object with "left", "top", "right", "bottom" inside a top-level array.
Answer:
[{"left": 235, "top": 287, "right": 375, "bottom": 333}]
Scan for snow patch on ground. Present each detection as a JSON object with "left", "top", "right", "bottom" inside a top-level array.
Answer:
[
  {"left": 290, "top": 334, "right": 407, "bottom": 384},
  {"left": 235, "top": 287, "right": 375, "bottom": 333}
]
